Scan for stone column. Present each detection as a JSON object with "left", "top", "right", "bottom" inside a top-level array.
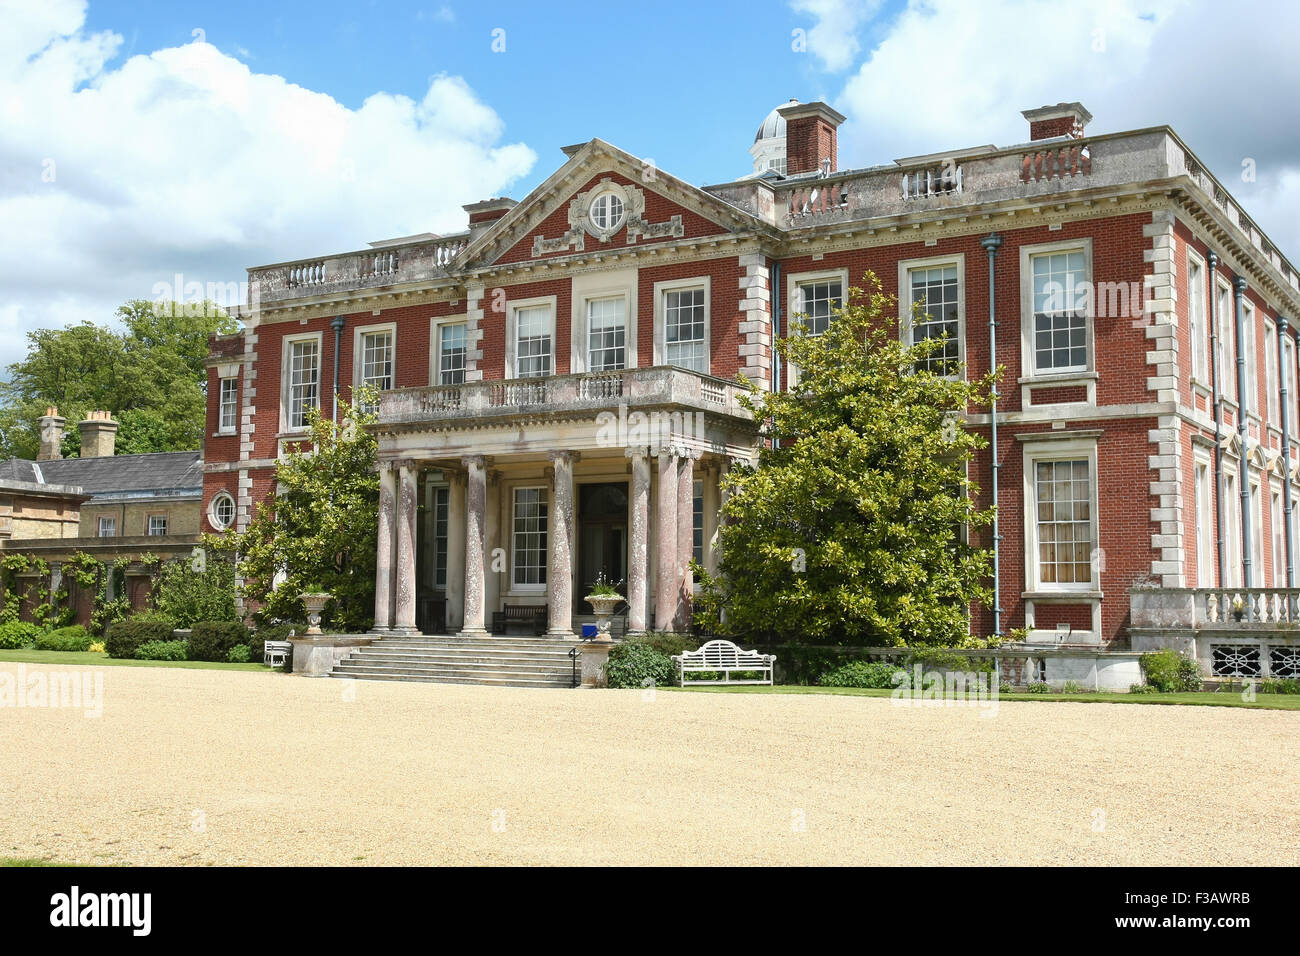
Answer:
[
  {"left": 547, "top": 451, "right": 576, "bottom": 637},
  {"left": 446, "top": 470, "right": 466, "bottom": 631},
  {"left": 372, "top": 462, "right": 397, "bottom": 631},
  {"left": 460, "top": 455, "right": 489, "bottom": 635},
  {"left": 626, "top": 446, "right": 651, "bottom": 635},
  {"left": 484, "top": 469, "right": 503, "bottom": 623},
  {"left": 702, "top": 460, "right": 722, "bottom": 576},
  {"left": 393, "top": 461, "right": 419, "bottom": 634},
  {"left": 655, "top": 446, "right": 679, "bottom": 632},
  {"left": 676, "top": 450, "right": 696, "bottom": 631}
]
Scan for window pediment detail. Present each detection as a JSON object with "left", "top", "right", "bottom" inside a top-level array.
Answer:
[{"left": 529, "top": 179, "right": 684, "bottom": 257}]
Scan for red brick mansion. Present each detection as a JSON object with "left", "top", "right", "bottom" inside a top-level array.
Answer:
[{"left": 203, "top": 99, "right": 1300, "bottom": 679}]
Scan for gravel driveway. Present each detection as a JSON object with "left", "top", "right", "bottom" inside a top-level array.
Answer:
[{"left": 1, "top": 662, "right": 1296, "bottom": 865}]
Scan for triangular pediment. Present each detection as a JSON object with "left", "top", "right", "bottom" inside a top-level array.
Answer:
[{"left": 457, "top": 139, "right": 774, "bottom": 270}]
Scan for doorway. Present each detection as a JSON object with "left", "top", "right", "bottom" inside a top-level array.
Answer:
[{"left": 578, "top": 482, "right": 628, "bottom": 603}]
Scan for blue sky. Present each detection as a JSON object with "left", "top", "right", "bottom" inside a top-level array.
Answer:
[{"left": 3, "top": 0, "right": 1300, "bottom": 371}]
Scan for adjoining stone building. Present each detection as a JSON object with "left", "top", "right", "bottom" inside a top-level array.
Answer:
[
  {"left": 0, "top": 408, "right": 203, "bottom": 623},
  {"left": 205, "top": 98, "right": 1300, "bottom": 681}
]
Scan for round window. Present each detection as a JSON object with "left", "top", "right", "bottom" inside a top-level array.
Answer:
[
  {"left": 210, "top": 492, "right": 236, "bottom": 530},
  {"left": 589, "top": 192, "right": 625, "bottom": 231}
]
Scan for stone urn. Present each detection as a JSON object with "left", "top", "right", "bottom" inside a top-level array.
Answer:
[
  {"left": 584, "top": 593, "right": 624, "bottom": 643},
  {"left": 300, "top": 592, "right": 331, "bottom": 636}
]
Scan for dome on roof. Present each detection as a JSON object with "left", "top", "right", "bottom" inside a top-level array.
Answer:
[{"left": 754, "top": 99, "right": 797, "bottom": 143}]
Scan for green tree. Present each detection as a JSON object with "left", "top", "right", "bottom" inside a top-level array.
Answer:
[
  {"left": 149, "top": 553, "right": 240, "bottom": 628},
  {"left": 693, "top": 273, "right": 997, "bottom": 647},
  {"left": 214, "top": 394, "right": 379, "bottom": 632},
  {"left": 0, "top": 299, "right": 237, "bottom": 459}
]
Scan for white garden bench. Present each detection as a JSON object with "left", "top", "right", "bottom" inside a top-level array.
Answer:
[
  {"left": 263, "top": 640, "right": 292, "bottom": 668},
  {"left": 672, "top": 640, "right": 775, "bottom": 686}
]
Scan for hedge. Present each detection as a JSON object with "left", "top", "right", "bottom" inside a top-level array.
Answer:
[
  {"left": 0, "top": 621, "right": 43, "bottom": 649},
  {"left": 136, "top": 640, "right": 189, "bottom": 661},
  {"left": 187, "top": 621, "right": 252, "bottom": 663},
  {"left": 34, "top": 626, "right": 93, "bottom": 652},
  {"left": 106, "top": 617, "right": 175, "bottom": 659}
]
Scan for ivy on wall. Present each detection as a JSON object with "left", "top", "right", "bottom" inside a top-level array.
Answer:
[{"left": 1, "top": 550, "right": 135, "bottom": 635}]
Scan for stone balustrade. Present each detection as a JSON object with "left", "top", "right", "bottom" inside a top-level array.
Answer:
[{"left": 1130, "top": 585, "right": 1300, "bottom": 629}]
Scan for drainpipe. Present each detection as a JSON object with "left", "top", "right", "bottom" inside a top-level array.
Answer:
[
  {"left": 1280, "top": 317, "right": 1295, "bottom": 588},
  {"left": 981, "top": 233, "right": 1004, "bottom": 636},
  {"left": 1234, "top": 277, "right": 1253, "bottom": 587},
  {"left": 330, "top": 315, "right": 345, "bottom": 423},
  {"left": 771, "top": 260, "right": 782, "bottom": 395},
  {"left": 1208, "top": 252, "right": 1226, "bottom": 586}
]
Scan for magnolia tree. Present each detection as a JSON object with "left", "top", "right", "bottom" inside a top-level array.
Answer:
[
  {"left": 210, "top": 393, "right": 379, "bottom": 632},
  {"left": 693, "top": 273, "right": 998, "bottom": 647}
]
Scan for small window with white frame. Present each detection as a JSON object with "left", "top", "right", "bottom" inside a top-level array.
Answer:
[
  {"left": 147, "top": 515, "right": 168, "bottom": 536},
  {"left": 1024, "top": 437, "right": 1098, "bottom": 592},
  {"left": 511, "top": 301, "right": 554, "bottom": 379},
  {"left": 218, "top": 377, "right": 238, "bottom": 434},
  {"left": 589, "top": 191, "right": 625, "bottom": 232},
  {"left": 1266, "top": 318, "right": 1279, "bottom": 425},
  {"left": 285, "top": 336, "right": 320, "bottom": 430},
  {"left": 795, "top": 277, "right": 843, "bottom": 337},
  {"left": 902, "top": 257, "right": 963, "bottom": 375},
  {"left": 1187, "top": 251, "right": 1206, "bottom": 383},
  {"left": 1217, "top": 280, "right": 1236, "bottom": 402},
  {"left": 1027, "top": 245, "right": 1089, "bottom": 374},
  {"left": 664, "top": 288, "right": 707, "bottom": 371},
  {"left": 511, "top": 486, "right": 548, "bottom": 588},
  {"left": 358, "top": 328, "right": 394, "bottom": 413},
  {"left": 210, "top": 492, "right": 236, "bottom": 530},
  {"left": 586, "top": 296, "right": 627, "bottom": 372},
  {"left": 437, "top": 322, "right": 467, "bottom": 385},
  {"left": 97, "top": 515, "right": 116, "bottom": 538},
  {"left": 1243, "top": 300, "right": 1257, "bottom": 415}
]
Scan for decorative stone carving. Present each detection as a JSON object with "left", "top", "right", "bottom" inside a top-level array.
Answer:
[{"left": 528, "top": 177, "right": 684, "bottom": 257}]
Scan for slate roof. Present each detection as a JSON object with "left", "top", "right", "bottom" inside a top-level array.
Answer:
[{"left": 0, "top": 452, "right": 202, "bottom": 499}]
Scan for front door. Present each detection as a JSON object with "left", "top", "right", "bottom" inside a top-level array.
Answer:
[{"left": 578, "top": 482, "right": 628, "bottom": 603}]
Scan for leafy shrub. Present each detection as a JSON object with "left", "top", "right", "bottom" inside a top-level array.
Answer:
[
  {"left": 187, "top": 621, "right": 252, "bottom": 663},
  {"left": 227, "top": 644, "right": 252, "bottom": 663},
  {"left": 0, "top": 620, "right": 43, "bottom": 649},
  {"left": 150, "top": 556, "right": 239, "bottom": 628},
  {"left": 1026, "top": 681, "right": 1051, "bottom": 694},
  {"left": 34, "top": 626, "right": 93, "bottom": 652},
  {"left": 88, "top": 641, "right": 105, "bottom": 653},
  {"left": 606, "top": 641, "right": 675, "bottom": 689},
  {"left": 818, "top": 660, "right": 904, "bottom": 689},
  {"left": 998, "top": 681, "right": 1012, "bottom": 695},
  {"left": 1129, "top": 683, "right": 1159, "bottom": 695},
  {"left": 136, "top": 640, "right": 189, "bottom": 661},
  {"left": 1260, "top": 678, "right": 1300, "bottom": 695},
  {"left": 637, "top": 631, "right": 699, "bottom": 657},
  {"left": 106, "top": 616, "right": 175, "bottom": 659},
  {"left": 1061, "top": 680, "right": 1085, "bottom": 694},
  {"left": 1139, "top": 649, "right": 1202, "bottom": 693}
]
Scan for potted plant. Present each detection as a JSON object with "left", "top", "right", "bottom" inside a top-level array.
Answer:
[
  {"left": 584, "top": 573, "right": 624, "bottom": 642},
  {"left": 1231, "top": 595, "right": 1246, "bottom": 623},
  {"left": 300, "top": 588, "right": 332, "bottom": 636}
]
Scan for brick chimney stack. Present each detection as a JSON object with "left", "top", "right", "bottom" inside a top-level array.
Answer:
[
  {"left": 464, "top": 198, "right": 518, "bottom": 239},
  {"left": 37, "top": 407, "right": 65, "bottom": 461},
  {"left": 777, "top": 101, "right": 847, "bottom": 175},
  {"left": 1022, "top": 102, "right": 1092, "bottom": 141},
  {"left": 78, "top": 410, "right": 118, "bottom": 459}
]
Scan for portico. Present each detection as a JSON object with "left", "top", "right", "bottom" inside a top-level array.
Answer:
[{"left": 369, "top": 366, "right": 756, "bottom": 637}]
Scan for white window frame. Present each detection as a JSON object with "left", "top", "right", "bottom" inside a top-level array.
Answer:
[
  {"left": 97, "top": 515, "right": 116, "bottom": 538},
  {"left": 1195, "top": 455, "right": 1213, "bottom": 587},
  {"left": 147, "top": 514, "right": 168, "bottom": 537},
  {"left": 899, "top": 254, "right": 965, "bottom": 378},
  {"left": 353, "top": 322, "right": 396, "bottom": 412},
  {"left": 1250, "top": 475, "right": 1264, "bottom": 578},
  {"left": 652, "top": 275, "right": 712, "bottom": 373},
  {"left": 1022, "top": 436, "right": 1100, "bottom": 594},
  {"left": 281, "top": 331, "right": 323, "bottom": 433},
  {"left": 209, "top": 492, "right": 236, "bottom": 531},
  {"left": 1266, "top": 317, "right": 1279, "bottom": 427},
  {"left": 505, "top": 295, "right": 557, "bottom": 380},
  {"left": 1271, "top": 479, "right": 1284, "bottom": 587},
  {"left": 589, "top": 190, "right": 626, "bottom": 233},
  {"left": 510, "top": 485, "right": 549, "bottom": 592},
  {"left": 1020, "top": 238, "right": 1094, "bottom": 381},
  {"left": 786, "top": 267, "right": 848, "bottom": 387},
  {"left": 1225, "top": 470, "right": 1241, "bottom": 587},
  {"left": 1187, "top": 250, "right": 1207, "bottom": 385},
  {"left": 1286, "top": 334, "right": 1298, "bottom": 439},
  {"left": 1243, "top": 300, "right": 1257, "bottom": 417},
  {"left": 1217, "top": 279, "right": 1236, "bottom": 406},
  {"left": 430, "top": 316, "right": 469, "bottom": 386},
  {"left": 572, "top": 268, "right": 637, "bottom": 373},
  {"left": 218, "top": 376, "right": 238, "bottom": 435}
]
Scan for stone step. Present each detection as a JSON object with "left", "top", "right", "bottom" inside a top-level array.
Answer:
[
  {"left": 345, "top": 654, "right": 576, "bottom": 668},
  {"left": 334, "top": 658, "right": 575, "bottom": 676},
  {"left": 328, "top": 669, "right": 573, "bottom": 688}
]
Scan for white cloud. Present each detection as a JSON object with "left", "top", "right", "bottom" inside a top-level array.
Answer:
[
  {"left": 0, "top": 0, "right": 535, "bottom": 368},
  {"left": 791, "top": 0, "right": 883, "bottom": 72},
  {"left": 830, "top": 0, "right": 1300, "bottom": 263}
]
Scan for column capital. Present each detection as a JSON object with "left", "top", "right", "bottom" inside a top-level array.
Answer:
[
  {"left": 487, "top": 468, "right": 502, "bottom": 486},
  {"left": 393, "top": 457, "right": 419, "bottom": 472},
  {"left": 461, "top": 454, "right": 489, "bottom": 470},
  {"left": 377, "top": 458, "right": 398, "bottom": 474},
  {"left": 547, "top": 449, "right": 579, "bottom": 466},
  {"left": 625, "top": 445, "right": 651, "bottom": 462}
]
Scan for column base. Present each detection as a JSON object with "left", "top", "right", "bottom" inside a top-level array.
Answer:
[
  {"left": 546, "top": 627, "right": 578, "bottom": 640},
  {"left": 387, "top": 626, "right": 421, "bottom": 636},
  {"left": 368, "top": 626, "right": 392, "bottom": 636},
  {"left": 457, "top": 627, "right": 490, "bottom": 638}
]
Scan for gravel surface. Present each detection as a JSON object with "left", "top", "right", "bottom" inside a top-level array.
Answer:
[{"left": 2, "top": 662, "right": 1297, "bottom": 866}]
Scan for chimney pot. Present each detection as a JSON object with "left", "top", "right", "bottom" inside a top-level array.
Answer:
[
  {"left": 1022, "top": 102, "right": 1092, "bottom": 141},
  {"left": 78, "top": 410, "right": 119, "bottom": 458},
  {"left": 777, "top": 101, "right": 846, "bottom": 176}
]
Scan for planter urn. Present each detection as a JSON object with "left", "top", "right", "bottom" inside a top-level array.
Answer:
[
  {"left": 584, "top": 594, "right": 623, "bottom": 643},
  {"left": 300, "top": 592, "right": 331, "bottom": 636}
]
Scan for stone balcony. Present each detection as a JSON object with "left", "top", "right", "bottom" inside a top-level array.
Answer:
[
  {"left": 377, "top": 366, "right": 754, "bottom": 429},
  {"left": 247, "top": 232, "right": 471, "bottom": 307}
]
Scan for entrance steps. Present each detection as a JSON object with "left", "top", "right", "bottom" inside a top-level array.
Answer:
[{"left": 328, "top": 634, "right": 582, "bottom": 688}]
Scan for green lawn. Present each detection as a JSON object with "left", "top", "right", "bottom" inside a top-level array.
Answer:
[
  {"left": 667, "top": 683, "right": 1300, "bottom": 710},
  {"left": 0, "top": 857, "right": 62, "bottom": 867},
  {"left": 0, "top": 649, "right": 271, "bottom": 672}
]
